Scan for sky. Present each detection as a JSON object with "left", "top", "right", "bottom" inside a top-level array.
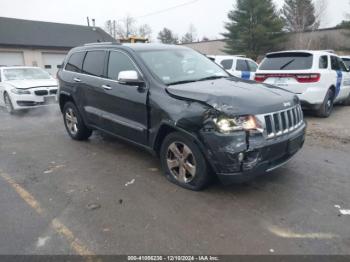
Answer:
[{"left": 0, "top": 0, "right": 349, "bottom": 40}]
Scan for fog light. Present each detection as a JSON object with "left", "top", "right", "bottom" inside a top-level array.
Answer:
[{"left": 238, "top": 153, "right": 244, "bottom": 162}]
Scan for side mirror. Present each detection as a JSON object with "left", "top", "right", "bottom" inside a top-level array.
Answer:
[{"left": 118, "top": 70, "right": 144, "bottom": 85}]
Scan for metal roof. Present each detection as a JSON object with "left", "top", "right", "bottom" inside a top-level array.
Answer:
[{"left": 0, "top": 17, "right": 115, "bottom": 49}]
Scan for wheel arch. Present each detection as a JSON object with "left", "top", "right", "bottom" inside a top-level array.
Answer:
[
  {"left": 59, "top": 92, "right": 75, "bottom": 113},
  {"left": 329, "top": 85, "right": 336, "bottom": 96},
  {"left": 152, "top": 122, "right": 217, "bottom": 173}
]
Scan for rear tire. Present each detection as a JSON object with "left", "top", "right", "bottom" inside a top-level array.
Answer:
[
  {"left": 316, "top": 89, "right": 334, "bottom": 118},
  {"left": 160, "top": 132, "right": 211, "bottom": 191},
  {"left": 63, "top": 102, "right": 92, "bottom": 140},
  {"left": 4, "top": 92, "right": 15, "bottom": 114}
]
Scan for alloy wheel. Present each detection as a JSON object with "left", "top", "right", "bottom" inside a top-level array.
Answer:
[
  {"left": 166, "top": 142, "right": 197, "bottom": 184},
  {"left": 65, "top": 108, "right": 78, "bottom": 136}
]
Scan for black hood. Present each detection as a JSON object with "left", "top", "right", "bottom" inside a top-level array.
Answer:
[{"left": 166, "top": 78, "right": 298, "bottom": 116}]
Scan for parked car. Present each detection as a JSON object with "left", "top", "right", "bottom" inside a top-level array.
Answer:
[
  {"left": 255, "top": 51, "right": 350, "bottom": 117},
  {"left": 57, "top": 43, "right": 305, "bottom": 191},
  {"left": 209, "top": 55, "right": 258, "bottom": 80},
  {"left": 0, "top": 66, "right": 58, "bottom": 114}
]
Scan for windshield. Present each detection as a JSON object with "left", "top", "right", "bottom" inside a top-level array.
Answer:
[
  {"left": 3, "top": 68, "right": 51, "bottom": 81},
  {"left": 260, "top": 53, "right": 313, "bottom": 70},
  {"left": 137, "top": 49, "right": 229, "bottom": 85}
]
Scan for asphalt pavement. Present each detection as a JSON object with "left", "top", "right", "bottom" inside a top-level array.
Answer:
[{"left": 0, "top": 105, "right": 349, "bottom": 255}]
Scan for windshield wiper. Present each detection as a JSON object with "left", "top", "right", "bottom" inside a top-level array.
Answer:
[
  {"left": 197, "top": 75, "right": 228, "bottom": 81},
  {"left": 279, "top": 59, "right": 295, "bottom": 70},
  {"left": 167, "top": 80, "right": 199, "bottom": 86},
  {"left": 167, "top": 76, "right": 228, "bottom": 86}
]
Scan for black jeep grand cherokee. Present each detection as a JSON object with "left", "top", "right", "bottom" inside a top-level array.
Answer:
[{"left": 57, "top": 43, "right": 306, "bottom": 191}]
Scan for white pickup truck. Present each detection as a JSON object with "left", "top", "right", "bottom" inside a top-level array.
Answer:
[{"left": 255, "top": 50, "right": 350, "bottom": 117}]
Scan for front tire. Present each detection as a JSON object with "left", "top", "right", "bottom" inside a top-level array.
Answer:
[
  {"left": 317, "top": 89, "right": 334, "bottom": 118},
  {"left": 63, "top": 102, "right": 92, "bottom": 140},
  {"left": 160, "top": 132, "right": 211, "bottom": 191},
  {"left": 4, "top": 92, "right": 15, "bottom": 114}
]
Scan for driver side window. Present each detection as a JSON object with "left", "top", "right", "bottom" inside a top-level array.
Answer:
[{"left": 107, "top": 51, "right": 138, "bottom": 80}]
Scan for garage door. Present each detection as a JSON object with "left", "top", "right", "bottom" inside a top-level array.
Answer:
[
  {"left": 42, "top": 53, "right": 67, "bottom": 76},
  {"left": 0, "top": 51, "right": 24, "bottom": 66}
]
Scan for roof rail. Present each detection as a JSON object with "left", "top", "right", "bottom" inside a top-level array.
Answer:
[{"left": 84, "top": 42, "right": 119, "bottom": 46}]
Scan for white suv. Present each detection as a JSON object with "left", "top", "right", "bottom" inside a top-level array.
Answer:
[
  {"left": 0, "top": 67, "right": 58, "bottom": 114},
  {"left": 255, "top": 51, "right": 350, "bottom": 117},
  {"left": 209, "top": 55, "right": 258, "bottom": 80}
]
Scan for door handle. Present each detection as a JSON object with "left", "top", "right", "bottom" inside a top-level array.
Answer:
[
  {"left": 73, "top": 77, "right": 82, "bottom": 83},
  {"left": 102, "top": 84, "right": 112, "bottom": 90}
]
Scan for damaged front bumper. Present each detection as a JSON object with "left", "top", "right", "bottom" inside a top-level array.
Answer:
[{"left": 200, "top": 123, "right": 306, "bottom": 184}]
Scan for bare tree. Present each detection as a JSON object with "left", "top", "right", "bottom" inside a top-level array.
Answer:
[
  {"left": 315, "top": 0, "right": 328, "bottom": 27},
  {"left": 116, "top": 15, "right": 137, "bottom": 39},
  {"left": 306, "top": 0, "right": 328, "bottom": 48},
  {"left": 282, "top": 0, "right": 320, "bottom": 33},
  {"left": 138, "top": 24, "right": 152, "bottom": 40},
  {"left": 181, "top": 24, "right": 197, "bottom": 44},
  {"left": 104, "top": 20, "right": 117, "bottom": 39},
  {"left": 282, "top": 0, "right": 328, "bottom": 49}
]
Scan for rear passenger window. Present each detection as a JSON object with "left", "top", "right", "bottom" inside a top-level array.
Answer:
[
  {"left": 247, "top": 61, "right": 258, "bottom": 72},
  {"left": 319, "top": 56, "right": 328, "bottom": 69},
  {"left": 331, "top": 56, "right": 340, "bottom": 71},
  {"left": 65, "top": 52, "right": 86, "bottom": 72},
  {"left": 82, "top": 51, "right": 106, "bottom": 77},
  {"left": 107, "top": 51, "right": 137, "bottom": 80},
  {"left": 236, "top": 60, "right": 249, "bottom": 71},
  {"left": 220, "top": 59, "right": 233, "bottom": 70}
]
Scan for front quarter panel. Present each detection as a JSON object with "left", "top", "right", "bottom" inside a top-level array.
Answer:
[
  {"left": 148, "top": 85, "right": 249, "bottom": 174},
  {"left": 0, "top": 82, "right": 14, "bottom": 106}
]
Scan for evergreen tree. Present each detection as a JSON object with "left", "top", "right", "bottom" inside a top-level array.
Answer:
[
  {"left": 157, "top": 28, "right": 178, "bottom": 44},
  {"left": 282, "top": 0, "right": 319, "bottom": 32},
  {"left": 222, "top": 0, "right": 284, "bottom": 60}
]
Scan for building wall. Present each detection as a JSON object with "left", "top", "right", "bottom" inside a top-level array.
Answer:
[
  {"left": 181, "top": 40, "right": 227, "bottom": 55},
  {"left": 0, "top": 47, "right": 68, "bottom": 67},
  {"left": 180, "top": 28, "right": 350, "bottom": 57},
  {"left": 283, "top": 28, "right": 350, "bottom": 51},
  {"left": 0, "top": 47, "right": 69, "bottom": 76}
]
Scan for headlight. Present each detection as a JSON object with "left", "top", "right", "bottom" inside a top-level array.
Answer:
[
  {"left": 214, "top": 115, "right": 263, "bottom": 134},
  {"left": 11, "top": 88, "right": 31, "bottom": 95}
]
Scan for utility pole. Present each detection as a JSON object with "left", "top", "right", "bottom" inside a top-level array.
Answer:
[
  {"left": 113, "top": 20, "right": 116, "bottom": 39},
  {"left": 92, "top": 19, "right": 96, "bottom": 31}
]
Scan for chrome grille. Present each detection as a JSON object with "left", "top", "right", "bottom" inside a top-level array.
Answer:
[
  {"left": 34, "top": 90, "right": 48, "bottom": 96},
  {"left": 262, "top": 105, "right": 304, "bottom": 139}
]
